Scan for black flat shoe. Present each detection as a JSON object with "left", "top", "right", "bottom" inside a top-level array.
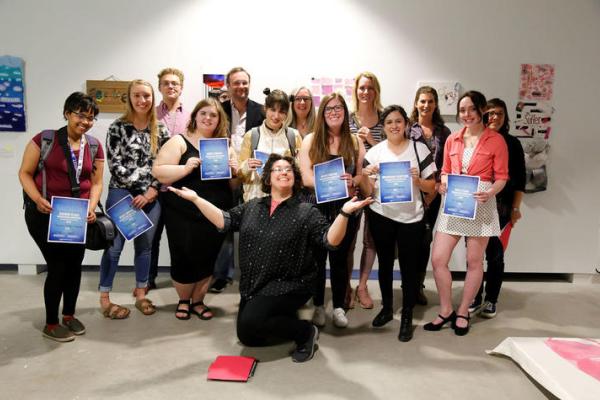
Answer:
[
  {"left": 423, "top": 311, "right": 456, "bottom": 331},
  {"left": 453, "top": 314, "right": 470, "bottom": 336},
  {"left": 372, "top": 308, "right": 394, "bottom": 327}
]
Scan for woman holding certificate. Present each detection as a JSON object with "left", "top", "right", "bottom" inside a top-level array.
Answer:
[
  {"left": 99, "top": 80, "right": 170, "bottom": 319},
  {"left": 19, "top": 92, "right": 103, "bottom": 342},
  {"left": 238, "top": 89, "right": 302, "bottom": 202},
  {"left": 426, "top": 91, "right": 508, "bottom": 336},
  {"left": 360, "top": 105, "right": 436, "bottom": 342},
  {"left": 298, "top": 93, "right": 366, "bottom": 329},
  {"left": 408, "top": 86, "right": 451, "bottom": 306},
  {"left": 153, "top": 98, "right": 236, "bottom": 320},
  {"left": 168, "top": 154, "right": 372, "bottom": 362}
]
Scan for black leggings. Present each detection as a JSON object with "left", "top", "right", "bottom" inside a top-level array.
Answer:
[
  {"left": 313, "top": 214, "right": 359, "bottom": 309},
  {"left": 368, "top": 209, "right": 425, "bottom": 311},
  {"left": 25, "top": 206, "right": 85, "bottom": 325},
  {"left": 417, "top": 194, "right": 441, "bottom": 278},
  {"left": 237, "top": 293, "right": 312, "bottom": 346},
  {"left": 476, "top": 211, "right": 510, "bottom": 303}
]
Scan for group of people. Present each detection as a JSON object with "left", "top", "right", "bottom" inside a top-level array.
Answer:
[{"left": 18, "top": 66, "right": 525, "bottom": 362}]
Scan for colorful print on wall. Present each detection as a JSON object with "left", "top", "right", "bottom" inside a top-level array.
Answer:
[
  {"left": 514, "top": 64, "right": 556, "bottom": 193},
  {"left": 310, "top": 77, "right": 354, "bottom": 108},
  {"left": 0, "top": 55, "right": 26, "bottom": 132},
  {"left": 86, "top": 80, "right": 129, "bottom": 113},
  {"left": 417, "top": 81, "right": 460, "bottom": 115}
]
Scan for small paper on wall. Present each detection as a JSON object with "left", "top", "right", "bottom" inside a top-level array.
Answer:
[{"left": 417, "top": 81, "right": 460, "bottom": 115}]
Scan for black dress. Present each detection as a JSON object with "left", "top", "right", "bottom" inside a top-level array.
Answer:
[{"left": 163, "top": 135, "right": 233, "bottom": 283}]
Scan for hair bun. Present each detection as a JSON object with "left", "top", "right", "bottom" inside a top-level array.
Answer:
[{"left": 263, "top": 88, "right": 271, "bottom": 95}]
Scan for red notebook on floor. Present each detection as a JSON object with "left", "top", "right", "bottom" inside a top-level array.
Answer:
[{"left": 207, "top": 356, "right": 258, "bottom": 382}]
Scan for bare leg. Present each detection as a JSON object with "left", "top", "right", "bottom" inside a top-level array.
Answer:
[
  {"left": 456, "top": 237, "right": 489, "bottom": 327},
  {"left": 191, "top": 276, "right": 213, "bottom": 318},
  {"left": 430, "top": 232, "right": 461, "bottom": 324}
]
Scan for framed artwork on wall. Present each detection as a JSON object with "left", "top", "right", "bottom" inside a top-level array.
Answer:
[{"left": 86, "top": 80, "right": 129, "bottom": 113}]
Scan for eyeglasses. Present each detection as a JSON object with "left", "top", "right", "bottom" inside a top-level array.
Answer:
[
  {"left": 72, "top": 112, "right": 97, "bottom": 122},
  {"left": 488, "top": 111, "right": 505, "bottom": 118},
  {"left": 324, "top": 105, "right": 344, "bottom": 115},
  {"left": 294, "top": 96, "right": 312, "bottom": 103},
  {"left": 271, "top": 167, "right": 293, "bottom": 173}
]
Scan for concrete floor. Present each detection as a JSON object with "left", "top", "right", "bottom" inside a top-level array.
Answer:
[{"left": 1, "top": 271, "right": 599, "bottom": 400}]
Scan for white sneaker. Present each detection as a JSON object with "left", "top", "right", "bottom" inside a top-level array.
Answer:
[
  {"left": 332, "top": 307, "right": 348, "bottom": 328},
  {"left": 312, "top": 306, "right": 326, "bottom": 327}
]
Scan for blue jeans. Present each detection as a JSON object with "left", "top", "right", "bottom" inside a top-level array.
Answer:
[{"left": 99, "top": 188, "right": 161, "bottom": 292}]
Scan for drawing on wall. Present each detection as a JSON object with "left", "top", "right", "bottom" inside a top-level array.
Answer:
[
  {"left": 519, "top": 64, "right": 554, "bottom": 101},
  {"left": 514, "top": 64, "right": 556, "bottom": 193},
  {"left": 0, "top": 55, "right": 26, "bottom": 132},
  {"left": 311, "top": 77, "right": 354, "bottom": 108},
  {"left": 86, "top": 80, "right": 129, "bottom": 113},
  {"left": 417, "top": 81, "right": 460, "bottom": 115}
]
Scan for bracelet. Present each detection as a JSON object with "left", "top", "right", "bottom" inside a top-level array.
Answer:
[{"left": 339, "top": 210, "right": 352, "bottom": 218}]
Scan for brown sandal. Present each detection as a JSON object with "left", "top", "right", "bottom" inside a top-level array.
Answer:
[
  {"left": 135, "top": 298, "right": 156, "bottom": 315},
  {"left": 101, "top": 303, "right": 130, "bottom": 319}
]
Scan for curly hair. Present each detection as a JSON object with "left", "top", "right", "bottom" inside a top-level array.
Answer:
[{"left": 260, "top": 154, "right": 302, "bottom": 195}]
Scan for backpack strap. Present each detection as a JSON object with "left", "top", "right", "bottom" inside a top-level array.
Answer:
[
  {"left": 250, "top": 127, "right": 261, "bottom": 151},
  {"left": 56, "top": 129, "right": 81, "bottom": 198},
  {"left": 38, "top": 130, "right": 56, "bottom": 200},
  {"left": 285, "top": 127, "right": 297, "bottom": 156}
]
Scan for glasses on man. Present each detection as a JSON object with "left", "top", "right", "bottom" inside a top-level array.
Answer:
[
  {"left": 294, "top": 96, "right": 312, "bottom": 103},
  {"left": 271, "top": 167, "right": 293, "bottom": 173},
  {"left": 324, "top": 105, "right": 344, "bottom": 115},
  {"left": 73, "top": 112, "right": 97, "bottom": 122}
]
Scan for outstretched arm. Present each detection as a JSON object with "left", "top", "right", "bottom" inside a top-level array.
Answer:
[
  {"left": 326, "top": 196, "right": 374, "bottom": 246},
  {"left": 167, "top": 186, "right": 225, "bottom": 229}
]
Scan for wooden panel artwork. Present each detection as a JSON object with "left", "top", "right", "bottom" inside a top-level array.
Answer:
[{"left": 86, "top": 80, "right": 129, "bottom": 113}]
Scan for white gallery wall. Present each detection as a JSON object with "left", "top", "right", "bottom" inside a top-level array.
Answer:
[{"left": 0, "top": 0, "right": 598, "bottom": 273}]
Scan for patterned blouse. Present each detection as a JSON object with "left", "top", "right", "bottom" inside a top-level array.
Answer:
[
  {"left": 106, "top": 119, "right": 170, "bottom": 194},
  {"left": 220, "top": 195, "right": 336, "bottom": 300}
]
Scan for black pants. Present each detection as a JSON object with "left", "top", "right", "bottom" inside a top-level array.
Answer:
[
  {"left": 417, "top": 194, "right": 441, "bottom": 279},
  {"left": 149, "top": 192, "right": 166, "bottom": 282},
  {"left": 476, "top": 211, "right": 509, "bottom": 303},
  {"left": 313, "top": 214, "right": 359, "bottom": 309},
  {"left": 368, "top": 209, "right": 425, "bottom": 311},
  {"left": 237, "top": 293, "right": 312, "bottom": 346},
  {"left": 25, "top": 206, "right": 85, "bottom": 325}
]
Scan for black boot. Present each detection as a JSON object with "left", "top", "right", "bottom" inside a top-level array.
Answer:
[
  {"left": 398, "top": 309, "right": 413, "bottom": 342},
  {"left": 415, "top": 271, "right": 428, "bottom": 306}
]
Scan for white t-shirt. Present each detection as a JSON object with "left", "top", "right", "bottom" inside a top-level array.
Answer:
[{"left": 365, "top": 139, "right": 437, "bottom": 223}]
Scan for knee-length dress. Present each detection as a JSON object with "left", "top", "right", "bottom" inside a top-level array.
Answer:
[{"left": 163, "top": 135, "right": 233, "bottom": 283}]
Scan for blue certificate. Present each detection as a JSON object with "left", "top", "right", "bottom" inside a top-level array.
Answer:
[
  {"left": 379, "top": 161, "right": 413, "bottom": 204},
  {"left": 199, "top": 138, "right": 232, "bottom": 180},
  {"left": 253, "top": 150, "right": 270, "bottom": 177},
  {"left": 314, "top": 157, "right": 349, "bottom": 204},
  {"left": 443, "top": 174, "right": 480, "bottom": 220},
  {"left": 106, "top": 195, "right": 154, "bottom": 241},
  {"left": 47, "top": 196, "right": 89, "bottom": 244}
]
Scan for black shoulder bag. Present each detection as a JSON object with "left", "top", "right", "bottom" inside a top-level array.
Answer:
[{"left": 58, "top": 131, "right": 116, "bottom": 250}]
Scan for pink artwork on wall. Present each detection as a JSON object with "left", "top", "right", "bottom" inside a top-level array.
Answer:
[
  {"left": 519, "top": 64, "right": 555, "bottom": 101},
  {"left": 545, "top": 338, "right": 600, "bottom": 382}
]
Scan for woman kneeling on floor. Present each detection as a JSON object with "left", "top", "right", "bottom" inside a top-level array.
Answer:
[{"left": 168, "top": 154, "right": 372, "bottom": 362}]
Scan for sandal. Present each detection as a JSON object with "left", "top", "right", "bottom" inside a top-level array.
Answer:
[
  {"left": 101, "top": 302, "right": 130, "bottom": 320},
  {"left": 355, "top": 285, "right": 374, "bottom": 309},
  {"left": 190, "top": 301, "right": 213, "bottom": 320},
  {"left": 175, "top": 299, "right": 191, "bottom": 320},
  {"left": 135, "top": 298, "right": 156, "bottom": 316}
]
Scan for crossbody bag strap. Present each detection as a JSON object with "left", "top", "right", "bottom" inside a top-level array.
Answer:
[
  {"left": 413, "top": 139, "right": 427, "bottom": 208},
  {"left": 57, "top": 129, "right": 81, "bottom": 198}
]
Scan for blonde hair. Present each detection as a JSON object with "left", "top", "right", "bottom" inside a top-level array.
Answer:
[
  {"left": 352, "top": 71, "right": 383, "bottom": 113},
  {"left": 186, "top": 98, "right": 229, "bottom": 138},
  {"left": 285, "top": 86, "right": 316, "bottom": 133},
  {"left": 309, "top": 93, "right": 357, "bottom": 167},
  {"left": 157, "top": 67, "right": 184, "bottom": 87},
  {"left": 122, "top": 79, "right": 160, "bottom": 155}
]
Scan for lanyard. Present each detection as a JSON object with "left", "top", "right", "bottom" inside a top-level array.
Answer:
[{"left": 68, "top": 135, "right": 86, "bottom": 184}]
